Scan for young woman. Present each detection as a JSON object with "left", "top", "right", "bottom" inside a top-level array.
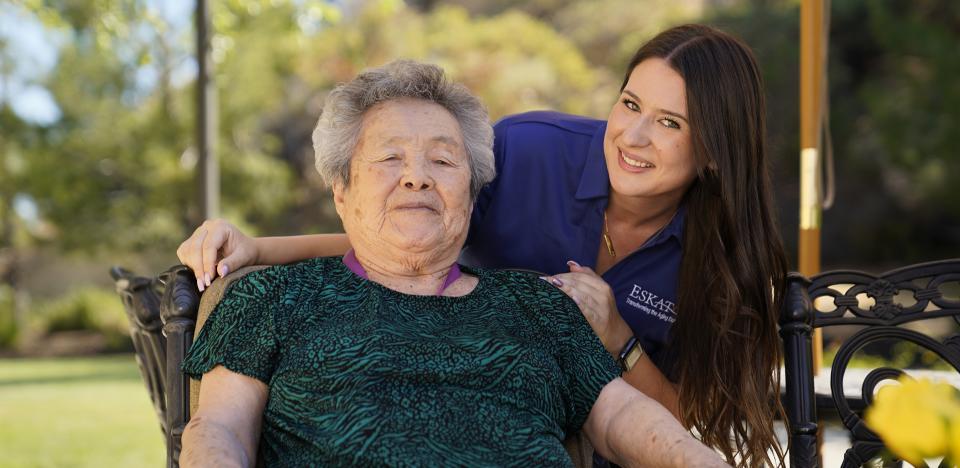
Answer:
[{"left": 178, "top": 24, "right": 788, "bottom": 467}]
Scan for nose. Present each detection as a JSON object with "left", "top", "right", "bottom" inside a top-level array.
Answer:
[
  {"left": 622, "top": 116, "right": 653, "bottom": 148},
  {"left": 401, "top": 158, "right": 433, "bottom": 191}
]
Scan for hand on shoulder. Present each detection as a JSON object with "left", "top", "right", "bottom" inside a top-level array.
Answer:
[
  {"left": 541, "top": 261, "right": 633, "bottom": 357},
  {"left": 177, "top": 219, "right": 259, "bottom": 292}
]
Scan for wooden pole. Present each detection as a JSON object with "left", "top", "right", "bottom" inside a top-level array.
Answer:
[
  {"left": 196, "top": 0, "right": 219, "bottom": 220},
  {"left": 800, "top": 0, "right": 824, "bottom": 374}
]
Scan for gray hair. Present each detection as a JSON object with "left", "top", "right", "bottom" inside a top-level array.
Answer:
[{"left": 312, "top": 60, "right": 496, "bottom": 199}]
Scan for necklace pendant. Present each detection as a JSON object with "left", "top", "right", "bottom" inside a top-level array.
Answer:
[{"left": 603, "top": 232, "right": 616, "bottom": 257}]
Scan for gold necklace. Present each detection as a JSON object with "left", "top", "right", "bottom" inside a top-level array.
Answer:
[
  {"left": 603, "top": 209, "right": 678, "bottom": 259},
  {"left": 602, "top": 211, "right": 616, "bottom": 258}
]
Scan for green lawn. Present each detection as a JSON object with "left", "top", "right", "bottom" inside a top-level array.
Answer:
[{"left": 0, "top": 355, "right": 165, "bottom": 467}]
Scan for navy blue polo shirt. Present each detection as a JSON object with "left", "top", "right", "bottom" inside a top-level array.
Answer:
[{"left": 461, "top": 111, "right": 684, "bottom": 374}]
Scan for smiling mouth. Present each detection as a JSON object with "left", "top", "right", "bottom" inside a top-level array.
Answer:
[
  {"left": 620, "top": 149, "right": 655, "bottom": 169},
  {"left": 393, "top": 204, "right": 438, "bottom": 213}
]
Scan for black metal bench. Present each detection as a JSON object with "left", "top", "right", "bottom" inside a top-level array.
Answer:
[
  {"left": 114, "top": 259, "right": 960, "bottom": 467},
  {"left": 780, "top": 259, "right": 960, "bottom": 467},
  {"left": 112, "top": 265, "right": 196, "bottom": 467}
]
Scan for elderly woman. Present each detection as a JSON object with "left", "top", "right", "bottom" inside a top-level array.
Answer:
[{"left": 180, "top": 60, "right": 725, "bottom": 467}]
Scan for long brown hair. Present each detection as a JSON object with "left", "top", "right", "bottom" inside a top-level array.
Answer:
[{"left": 620, "top": 24, "right": 788, "bottom": 466}]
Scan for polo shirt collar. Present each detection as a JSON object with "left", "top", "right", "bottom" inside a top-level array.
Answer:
[
  {"left": 662, "top": 203, "right": 686, "bottom": 242},
  {"left": 575, "top": 123, "right": 610, "bottom": 200}
]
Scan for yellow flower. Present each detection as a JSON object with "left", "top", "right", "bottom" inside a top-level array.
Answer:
[
  {"left": 950, "top": 411, "right": 960, "bottom": 465},
  {"left": 865, "top": 377, "right": 960, "bottom": 466}
]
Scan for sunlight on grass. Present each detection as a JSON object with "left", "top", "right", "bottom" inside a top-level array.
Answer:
[{"left": 0, "top": 355, "right": 164, "bottom": 467}]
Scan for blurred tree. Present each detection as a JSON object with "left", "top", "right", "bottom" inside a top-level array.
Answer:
[
  {"left": 7, "top": 0, "right": 607, "bottom": 250},
  {"left": 435, "top": 0, "right": 705, "bottom": 111},
  {"left": 228, "top": 0, "right": 606, "bottom": 235},
  {"left": 852, "top": 1, "right": 960, "bottom": 247},
  {"left": 7, "top": 0, "right": 958, "bottom": 353},
  {"left": 0, "top": 103, "right": 25, "bottom": 338},
  {"left": 1, "top": 34, "right": 40, "bottom": 338},
  {"left": 14, "top": 0, "right": 297, "bottom": 254},
  {"left": 4, "top": 0, "right": 957, "bottom": 277},
  {"left": 551, "top": 0, "right": 703, "bottom": 70},
  {"left": 712, "top": 0, "right": 960, "bottom": 265}
]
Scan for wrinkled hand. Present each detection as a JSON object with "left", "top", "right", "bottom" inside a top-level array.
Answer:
[
  {"left": 543, "top": 261, "right": 633, "bottom": 357},
  {"left": 176, "top": 219, "right": 258, "bottom": 291}
]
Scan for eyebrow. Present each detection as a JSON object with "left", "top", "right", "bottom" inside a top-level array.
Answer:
[
  {"left": 623, "top": 90, "right": 689, "bottom": 123},
  {"left": 429, "top": 136, "right": 461, "bottom": 147},
  {"left": 383, "top": 135, "right": 462, "bottom": 147}
]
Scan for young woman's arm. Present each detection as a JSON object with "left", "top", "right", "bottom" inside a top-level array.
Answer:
[
  {"left": 254, "top": 234, "right": 351, "bottom": 264},
  {"left": 176, "top": 219, "right": 350, "bottom": 291},
  {"left": 621, "top": 356, "right": 681, "bottom": 420}
]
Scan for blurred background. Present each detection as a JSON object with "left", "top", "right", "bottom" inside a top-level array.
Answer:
[{"left": 0, "top": 0, "right": 957, "bottom": 465}]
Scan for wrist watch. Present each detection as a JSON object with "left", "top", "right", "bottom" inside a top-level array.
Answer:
[{"left": 618, "top": 336, "right": 645, "bottom": 373}]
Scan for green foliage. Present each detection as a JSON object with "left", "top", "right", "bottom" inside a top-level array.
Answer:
[
  {"left": 552, "top": 0, "right": 703, "bottom": 71},
  {"left": 0, "top": 285, "right": 16, "bottom": 348},
  {"left": 30, "top": 286, "right": 129, "bottom": 351},
  {"left": 3, "top": 0, "right": 958, "bottom": 270},
  {"left": 856, "top": 2, "right": 960, "bottom": 214},
  {"left": 710, "top": 1, "right": 960, "bottom": 264},
  {"left": 199, "top": 0, "right": 610, "bottom": 234},
  {"left": 291, "top": 2, "right": 602, "bottom": 119},
  {"left": 10, "top": 0, "right": 298, "bottom": 254}
]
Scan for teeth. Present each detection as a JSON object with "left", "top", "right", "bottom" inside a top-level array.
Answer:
[{"left": 622, "top": 153, "right": 654, "bottom": 168}]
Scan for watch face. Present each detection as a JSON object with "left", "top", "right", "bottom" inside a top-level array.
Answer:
[{"left": 624, "top": 346, "right": 643, "bottom": 371}]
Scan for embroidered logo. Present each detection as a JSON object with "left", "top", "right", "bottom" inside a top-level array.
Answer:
[{"left": 625, "top": 284, "right": 676, "bottom": 323}]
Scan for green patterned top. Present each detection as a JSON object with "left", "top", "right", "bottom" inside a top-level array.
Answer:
[{"left": 182, "top": 256, "right": 620, "bottom": 467}]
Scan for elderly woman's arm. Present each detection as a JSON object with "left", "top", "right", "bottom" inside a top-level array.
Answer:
[
  {"left": 181, "top": 366, "right": 269, "bottom": 468},
  {"left": 583, "top": 378, "right": 729, "bottom": 468}
]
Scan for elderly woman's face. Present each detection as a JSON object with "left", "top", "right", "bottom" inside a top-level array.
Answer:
[{"left": 333, "top": 98, "right": 473, "bottom": 257}]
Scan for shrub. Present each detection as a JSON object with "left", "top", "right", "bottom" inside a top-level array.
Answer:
[
  {"left": 0, "top": 285, "right": 17, "bottom": 348},
  {"left": 31, "top": 287, "right": 130, "bottom": 351}
]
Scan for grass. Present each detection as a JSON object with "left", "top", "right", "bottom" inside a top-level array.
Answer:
[{"left": 0, "top": 355, "right": 165, "bottom": 467}]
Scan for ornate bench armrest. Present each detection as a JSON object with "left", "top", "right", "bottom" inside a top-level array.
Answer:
[
  {"left": 111, "top": 266, "right": 167, "bottom": 435},
  {"left": 780, "top": 273, "right": 819, "bottom": 468},
  {"left": 159, "top": 265, "right": 201, "bottom": 468}
]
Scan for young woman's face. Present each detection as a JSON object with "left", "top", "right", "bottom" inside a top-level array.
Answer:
[{"left": 603, "top": 58, "right": 698, "bottom": 204}]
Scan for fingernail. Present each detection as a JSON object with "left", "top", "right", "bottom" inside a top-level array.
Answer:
[
  {"left": 197, "top": 278, "right": 205, "bottom": 292},
  {"left": 218, "top": 264, "right": 229, "bottom": 277},
  {"left": 551, "top": 278, "right": 563, "bottom": 287},
  {"left": 204, "top": 273, "right": 211, "bottom": 287},
  {"left": 567, "top": 260, "right": 580, "bottom": 268}
]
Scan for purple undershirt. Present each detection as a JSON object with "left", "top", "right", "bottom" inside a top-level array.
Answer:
[{"left": 342, "top": 249, "right": 462, "bottom": 296}]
